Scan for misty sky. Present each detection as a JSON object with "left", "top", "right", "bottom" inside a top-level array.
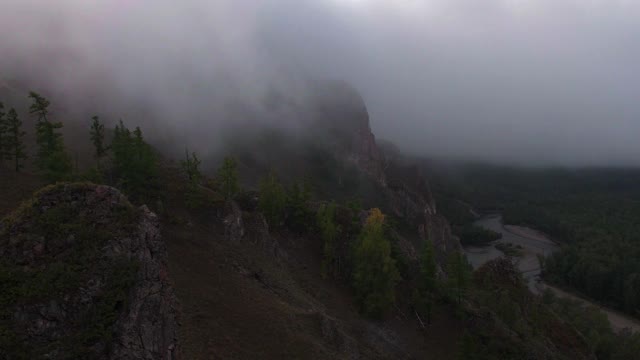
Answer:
[{"left": 1, "top": 0, "right": 639, "bottom": 165}]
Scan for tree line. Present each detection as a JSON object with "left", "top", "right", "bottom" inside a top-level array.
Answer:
[
  {"left": 315, "top": 198, "right": 470, "bottom": 319},
  {"left": 252, "top": 168, "right": 471, "bottom": 319},
  {"left": 1, "top": 91, "right": 473, "bottom": 322},
  {"left": 0, "top": 101, "right": 27, "bottom": 172},
  {"left": 0, "top": 92, "right": 163, "bottom": 204}
]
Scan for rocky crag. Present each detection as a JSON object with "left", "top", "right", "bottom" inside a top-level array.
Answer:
[
  {"left": 314, "top": 82, "right": 461, "bottom": 269},
  {"left": 0, "top": 183, "right": 178, "bottom": 360}
]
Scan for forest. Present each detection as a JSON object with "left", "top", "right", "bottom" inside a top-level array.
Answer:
[
  {"left": 3, "top": 91, "right": 640, "bottom": 358},
  {"left": 0, "top": 91, "right": 455, "bottom": 325},
  {"left": 430, "top": 164, "right": 640, "bottom": 319}
]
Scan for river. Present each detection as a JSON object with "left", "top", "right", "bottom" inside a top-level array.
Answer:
[{"left": 464, "top": 214, "right": 640, "bottom": 333}]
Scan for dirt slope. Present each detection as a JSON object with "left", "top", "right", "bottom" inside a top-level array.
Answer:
[{"left": 160, "top": 168, "right": 463, "bottom": 359}]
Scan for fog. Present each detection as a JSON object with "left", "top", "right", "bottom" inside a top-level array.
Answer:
[{"left": 1, "top": 0, "right": 639, "bottom": 166}]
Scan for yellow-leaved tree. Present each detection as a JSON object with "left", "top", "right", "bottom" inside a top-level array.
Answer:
[{"left": 352, "top": 208, "right": 399, "bottom": 317}]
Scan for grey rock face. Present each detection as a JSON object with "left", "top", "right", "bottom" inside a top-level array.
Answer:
[
  {"left": 0, "top": 183, "right": 179, "bottom": 360},
  {"left": 109, "top": 205, "right": 179, "bottom": 360},
  {"left": 223, "top": 201, "right": 245, "bottom": 242},
  {"left": 330, "top": 86, "right": 462, "bottom": 270}
]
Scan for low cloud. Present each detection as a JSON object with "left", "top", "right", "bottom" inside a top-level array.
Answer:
[{"left": 1, "top": 0, "right": 639, "bottom": 165}]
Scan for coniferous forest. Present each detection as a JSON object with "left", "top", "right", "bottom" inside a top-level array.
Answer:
[{"left": 431, "top": 165, "right": 640, "bottom": 319}]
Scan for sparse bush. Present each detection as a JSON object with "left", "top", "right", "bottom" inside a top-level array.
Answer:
[{"left": 29, "top": 91, "right": 72, "bottom": 182}]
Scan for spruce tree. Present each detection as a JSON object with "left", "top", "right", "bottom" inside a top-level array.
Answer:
[
  {"left": 89, "top": 115, "right": 106, "bottom": 168},
  {"left": 29, "top": 91, "right": 72, "bottom": 182},
  {"left": 352, "top": 208, "right": 400, "bottom": 317},
  {"left": 111, "top": 121, "right": 158, "bottom": 201},
  {"left": 4, "top": 108, "right": 27, "bottom": 172},
  {"left": 218, "top": 156, "right": 239, "bottom": 201}
]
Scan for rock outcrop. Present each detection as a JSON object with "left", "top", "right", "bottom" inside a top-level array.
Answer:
[
  {"left": 317, "top": 82, "right": 461, "bottom": 270},
  {"left": 312, "top": 81, "right": 387, "bottom": 185},
  {"left": 0, "top": 183, "right": 179, "bottom": 360}
]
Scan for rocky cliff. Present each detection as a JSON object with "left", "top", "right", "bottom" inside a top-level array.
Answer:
[
  {"left": 0, "top": 183, "right": 179, "bottom": 359},
  {"left": 312, "top": 81, "right": 387, "bottom": 186},
  {"left": 316, "top": 82, "right": 461, "bottom": 269}
]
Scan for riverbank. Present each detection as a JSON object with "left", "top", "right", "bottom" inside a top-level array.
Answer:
[
  {"left": 503, "top": 225, "right": 555, "bottom": 245},
  {"left": 537, "top": 282, "right": 640, "bottom": 333},
  {"left": 466, "top": 214, "right": 639, "bottom": 334}
]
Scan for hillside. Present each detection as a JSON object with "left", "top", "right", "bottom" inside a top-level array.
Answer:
[{"left": 0, "top": 82, "right": 614, "bottom": 359}]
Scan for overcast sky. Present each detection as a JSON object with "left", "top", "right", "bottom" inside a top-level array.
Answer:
[{"left": 1, "top": 0, "right": 639, "bottom": 165}]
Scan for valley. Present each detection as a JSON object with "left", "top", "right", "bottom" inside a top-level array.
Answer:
[
  {"left": 465, "top": 214, "right": 640, "bottom": 333},
  {"left": 2, "top": 1, "right": 640, "bottom": 358},
  {"left": 1, "top": 82, "right": 639, "bottom": 359}
]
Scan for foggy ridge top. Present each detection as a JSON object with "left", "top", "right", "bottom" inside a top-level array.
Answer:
[{"left": 1, "top": 0, "right": 639, "bottom": 166}]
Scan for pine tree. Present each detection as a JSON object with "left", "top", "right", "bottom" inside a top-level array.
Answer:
[
  {"left": 111, "top": 121, "right": 158, "bottom": 201},
  {"left": 28, "top": 91, "right": 50, "bottom": 120},
  {"left": 258, "top": 171, "right": 287, "bottom": 226},
  {"left": 89, "top": 115, "right": 106, "bottom": 168},
  {"left": 352, "top": 208, "right": 400, "bottom": 317},
  {"left": 218, "top": 156, "right": 239, "bottom": 201},
  {"left": 29, "top": 91, "right": 72, "bottom": 182},
  {"left": 4, "top": 108, "right": 27, "bottom": 171},
  {"left": 318, "top": 202, "right": 340, "bottom": 278}
]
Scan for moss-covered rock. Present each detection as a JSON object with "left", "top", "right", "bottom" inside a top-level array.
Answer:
[{"left": 0, "top": 183, "right": 178, "bottom": 359}]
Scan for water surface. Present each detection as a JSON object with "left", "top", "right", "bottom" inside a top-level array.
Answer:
[{"left": 464, "top": 214, "right": 640, "bottom": 332}]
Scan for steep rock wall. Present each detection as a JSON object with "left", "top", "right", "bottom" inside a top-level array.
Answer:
[
  {"left": 316, "top": 82, "right": 461, "bottom": 268},
  {"left": 0, "top": 183, "right": 179, "bottom": 359}
]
